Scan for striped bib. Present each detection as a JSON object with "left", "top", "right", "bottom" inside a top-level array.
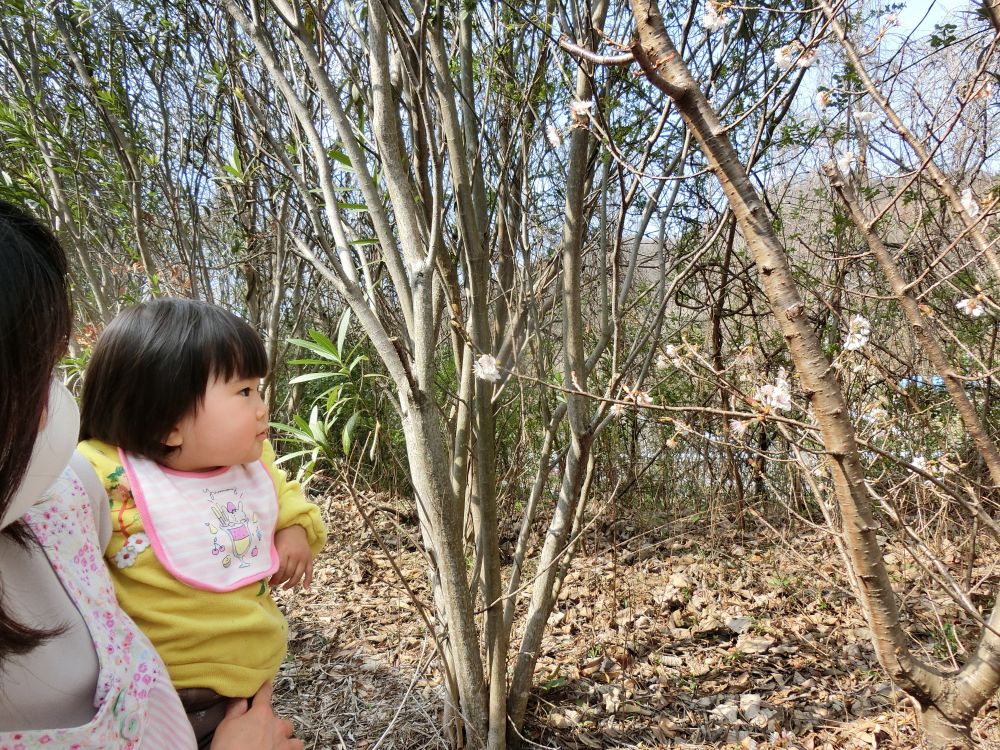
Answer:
[{"left": 119, "top": 450, "right": 279, "bottom": 592}]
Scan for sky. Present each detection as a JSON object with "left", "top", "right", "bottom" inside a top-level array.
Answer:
[{"left": 898, "top": 0, "right": 967, "bottom": 34}]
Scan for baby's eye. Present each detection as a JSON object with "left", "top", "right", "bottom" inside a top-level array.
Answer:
[{"left": 239, "top": 387, "right": 252, "bottom": 397}]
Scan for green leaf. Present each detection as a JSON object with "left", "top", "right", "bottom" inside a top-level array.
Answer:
[
  {"left": 539, "top": 676, "right": 567, "bottom": 691},
  {"left": 269, "top": 420, "right": 312, "bottom": 443},
  {"left": 337, "top": 309, "right": 352, "bottom": 354},
  {"left": 329, "top": 145, "right": 352, "bottom": 169},
  {"left": 288, "top": 357, "right": 340, "bottom": 366},
  {"left": 309, "top": 329, "right": 338, "bottom": 354},
  {"left": 342, "top": 411, "right": 360, "bottom": 455},
  {"left": 336, "top": 201, "right": 367, "bottom": 211},
  {"left": 288, "top": 371, "right": 340, "bottom": 385}
]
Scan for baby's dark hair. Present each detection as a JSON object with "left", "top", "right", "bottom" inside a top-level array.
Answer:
[{"left": 80, "top": 298, "right": 267, "bottom": 459}]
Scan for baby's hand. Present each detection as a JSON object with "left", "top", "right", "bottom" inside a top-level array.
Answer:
[{"left": 269, "top": 525, "right": 313, "bottom": 590}]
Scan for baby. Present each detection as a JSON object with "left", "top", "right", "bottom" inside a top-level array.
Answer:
[{"left": 78, "top": 298, "right": 327, "bottom": 748}]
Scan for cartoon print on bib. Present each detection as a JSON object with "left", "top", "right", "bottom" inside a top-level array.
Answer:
[{"left": 205, "top": 488, "right": 264, "bottom": 570}]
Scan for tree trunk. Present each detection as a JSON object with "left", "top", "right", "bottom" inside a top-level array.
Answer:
[{"left": 629, "top": 0, "right": 951, "bottom": 729}]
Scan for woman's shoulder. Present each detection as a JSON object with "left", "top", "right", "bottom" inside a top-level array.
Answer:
[{"left": 68, "top": 451, "right": 112, "bottom": 550}]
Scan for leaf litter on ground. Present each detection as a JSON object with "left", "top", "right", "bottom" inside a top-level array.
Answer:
[{"left": 270, "top": 494, "right": 1000, "bottom": 748}]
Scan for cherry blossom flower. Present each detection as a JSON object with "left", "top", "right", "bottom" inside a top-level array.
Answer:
[
  {"left": 569, "top": 99, "right": 595, "bottom": 126},
  {"left": 729, "top": 419, "right": 748, "bottom": 437},
  {"left": 843, "top": 314, "right": 871, "bottom": 351},
  {"left": 621, "top": 387, "right": 654, "bottom": 409},
  {"left": 473, "top": 353, "right": 502, "bottom": 382},
  {"left": 774, "top": 45, "right": 795, "bottom": 71},
  {"left": 815, "top": 90, "right": 830, "bottom": 109},
  {"left": 861, "top": 403, "right": 888, "bottom": 424},
  {"left": 701, "top": 4, "right": 731, "bottom": 32},
  {"left": 883, "top": 12, "right": 899, "bottom": 27},
  {"left": 657, "top": 344, "right": 685, "bottom": 369},
  {"left": 836, "top": 151, "right": 855, "bottom": 174},
  {"left": 546, "top": 123, "right": 562, "bottom": 148},
  {"left": 956, "top": 297, "right": 986, "bottom": 317},
  {"left": 755, "top": 368, "right": 792, "bottom": 412},
  {"left": 961, "top": 188, "right": 980, "bottom": 218},
  {"left": 633, "top": 390, "right": 654, "bottom": 408},
  {"left": 853, "top": 110, "right": 878, "bottom": 124},
  {"left": 796, "top": 48, "right": 819, "bottom": 68}
]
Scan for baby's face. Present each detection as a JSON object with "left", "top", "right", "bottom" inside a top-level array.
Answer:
[{"left": 161, "top": 375, "right": 269, "bottom": 472}]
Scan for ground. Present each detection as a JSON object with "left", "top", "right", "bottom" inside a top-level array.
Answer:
[{"left": 272, "top": 495, "right": 1000, "bottom": 749}]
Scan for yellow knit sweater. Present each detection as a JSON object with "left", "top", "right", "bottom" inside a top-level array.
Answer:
[{"left": 77, "top": 439, "right": 326, "bottom": 698}]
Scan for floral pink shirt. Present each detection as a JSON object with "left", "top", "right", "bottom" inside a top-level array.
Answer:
[{"left": 0, "top": 466, "right": 194, "bottom": 750}]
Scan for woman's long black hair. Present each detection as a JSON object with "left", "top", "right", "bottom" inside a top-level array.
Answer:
[{"left": 0, "top": 200, "right": 72, "bottom": 662}]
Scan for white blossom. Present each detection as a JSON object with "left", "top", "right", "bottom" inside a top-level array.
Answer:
[
  {"left": 701, "top": 4, "right": 731, "bottom": 32},
  {"left": 956, "top": 297, "right": 986, "bottom": 317},
  {"left": 836, "top": 151, "right": 855, "bottom": 174},
  {"left": 622, "top": 387, "right": 654, "bottom": 409},
  {"left": 910, "top": 454, "right": 939, "bottom": 486},
  {"left": 473, "top": 353, "right": 502, "bottom": 382},
  {"left": 815, "top": 90, "right": 830, "bottom": 109},
  {"left": 633, "top": 390, "right": 654, "bottom": 408},
  {"left": 796, "top": 48, "right": 819, "bottom": 68},
  {"left": 883, "top": 12, "right": 900, "bottom": 27},
  {"left": 755, "top": 369, "right": 792, "bottom": 412},
  {"left": 861, "top": 405, "right": 888, "bottom": 423},
  {"left": 971, "top": 82, "right": 994, "bottom": 101},
  {"left": 961, "top": 188, "right": 980, "bottom": 218},
  {"left": 658, "top": 344, "right": 685, "bottom": 369},
  {"left": 843, "top": 314, "right": 871, "bottom": 351},
  {"left": 774, "top": 45, "right": 795, "bottom": 71},
  {"left": 853, "top": 110, "right": 878, "bottom": 124},
  {"left": 729, "top": 419, "right": 748, "bottom": 437},
  {"left": 545, "top": 123, "right": 562, "bottom": 148},
  {"left": 734, "top": 345, "right": 755, "bottom": 367},
  {"left": 569, "top": 99, "right": 595, "bottom": 124}
]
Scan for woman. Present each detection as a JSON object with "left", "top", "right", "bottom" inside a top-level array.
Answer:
[{"left": 0, "top": 199, "right": 302, "bottom": 750}]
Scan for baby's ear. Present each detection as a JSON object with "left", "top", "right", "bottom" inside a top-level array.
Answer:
[{"left": 163, "top": 426, "right": 183, "bottom": 448}]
